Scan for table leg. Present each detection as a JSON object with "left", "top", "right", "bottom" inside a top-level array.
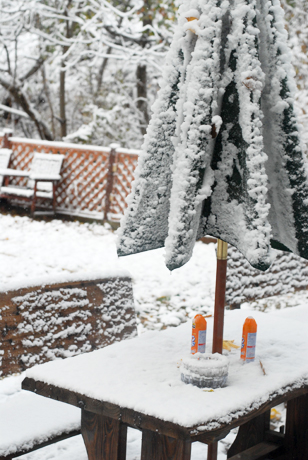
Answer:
[
  {"left": 141, "top": 429, "right": 191, "bottom": 460},
  {"left": 227, "top": 411, "right": 270, "bottom": 458},
  {"left": 207, "top": 441, "right": 217, "bottom": 460},
  {"left": 81, "top": 410, "right": 127, "bottom": 460},
  {"left": 284, "top": 393, "right": 308, "bottom": 460}
]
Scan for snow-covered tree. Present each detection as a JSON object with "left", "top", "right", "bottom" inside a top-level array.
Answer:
[
  {"left": 0, "top": 0, "right": 176, "bottom": 146},
  {"left": 281, "top": 0, "right": 308, "bottom": 147},
  {"left": 0, "top": 1, "right": 54, "bottom": 139},
  {"left": 0, "top": 0, "right": 307, "bottom": 151}
]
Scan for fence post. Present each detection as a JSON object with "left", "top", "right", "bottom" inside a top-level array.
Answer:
[
  {"left": 1, "top": 129, "right": 13, "bottom": 149},
  {"left": 104, "top": 144, "right": 118, "bottom": 221}
]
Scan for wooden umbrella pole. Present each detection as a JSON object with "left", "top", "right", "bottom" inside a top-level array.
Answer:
[
  {"left": 207, "top": 240, "right": 228, "bottom": 460},
  {"left": 212, "top": 239, "right": 228, "bottom": 354}
]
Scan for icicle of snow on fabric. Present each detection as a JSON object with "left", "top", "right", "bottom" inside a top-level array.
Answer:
[
  {"left": 117, "top": 7, "right": 189, "bottom": 257},
  {"left": 257, "top": 0, "right": 308, "bottom": 260},
  {"left": 165, "top": 0, "right": 229, "bottom": 271},
  {"left": 197, "top": 0, "right": 273, "bottom": 271}
]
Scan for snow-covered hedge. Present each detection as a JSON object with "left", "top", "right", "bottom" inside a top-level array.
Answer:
[{"left": 226, "top": 245, "right": 308, "bottom": 308}]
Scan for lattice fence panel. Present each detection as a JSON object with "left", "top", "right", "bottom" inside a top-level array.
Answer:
[
  {"left": 111, "top": 152, "right": 138, "bottom": 217},
  {"left": 0, "top": 135, "right": 140, "bottom": 219},
  {"left": 5, "top": 140, "right": 110, "bottom": 217},
  {"left": 8, "top": 142, "right": 34, "bottom": 188},
  {"left": 55, "top": 148, "right": 109, "bottom": 214}
]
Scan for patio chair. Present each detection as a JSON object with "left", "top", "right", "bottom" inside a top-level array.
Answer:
[
  {"left": 0, "top": 148, "right": 12, "bottom": 186},
  {"left": 0, "top": 153, "right": 64, "bottom": 215}
]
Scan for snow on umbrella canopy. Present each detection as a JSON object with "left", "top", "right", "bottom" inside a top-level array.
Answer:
[{"left": 117, "top": 0, "right": 308, "bottom": 272}]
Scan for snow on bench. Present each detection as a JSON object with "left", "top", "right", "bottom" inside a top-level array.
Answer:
[
  {"left": 0, "top": 274, "right": 137, "bottom": 458},
  {"left": 0, "top": 392, "right": 80, "bottom": 459},
  {"left": 0, "top": 153, "right": 64, "bottom": 215}
]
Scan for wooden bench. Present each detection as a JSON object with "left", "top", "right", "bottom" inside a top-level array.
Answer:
[
  {"left": 0, "top": 153, "right": 64, "bottom": 215},
  {"left": 0, "top": 275, "right": 137, "bottom": 459}
]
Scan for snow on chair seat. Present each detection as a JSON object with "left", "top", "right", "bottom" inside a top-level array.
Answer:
[
  {"left": 0, "top": 149, "right": 12, "bottom": 187},
  {"left": 1, "top": 186, "right": 53, "bottom": 199},
  {"left": 0, "top": 153, "right": 64, "bottom": 215},
  {"left": 0, "top": 392, "right": 80, "bottom": 459}
]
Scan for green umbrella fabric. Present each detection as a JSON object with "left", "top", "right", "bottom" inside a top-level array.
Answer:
[{"left": 117, "top": 0, "right": 308, "bottom": 272}]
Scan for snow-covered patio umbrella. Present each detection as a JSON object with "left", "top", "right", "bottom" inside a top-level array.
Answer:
[
  {"left": 117, "top": 0, "right": 308, "bottom": 357},
  {"left": 118, "top": 0, "right": 308, "bottom": 272}
]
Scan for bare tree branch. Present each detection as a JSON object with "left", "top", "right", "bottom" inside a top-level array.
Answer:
[
  {"left": 95, "top": 46, "right": 111, "bottom": 97},
  {"left": 41, "top": 65, "right": 55, "bottom": 138},
  {"left": 0, "top": 74, "right": 54, "bottom": 141},
  {"left": 104, "top": 25, "right": 155, "bottom": 46},
  {"left": 0, "top": 39, "right": 12, "bottom": 75},
  {"left": 20, "top": 57, "right": 45, "bottom": 82}
]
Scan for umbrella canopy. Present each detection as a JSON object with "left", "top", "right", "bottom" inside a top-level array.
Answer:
[{"left": 117, "top": 0, "right": 308, "bottom": 272}]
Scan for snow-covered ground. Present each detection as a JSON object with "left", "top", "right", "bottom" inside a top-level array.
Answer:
[
  {"left": 0, "top": 214, "right": 217, "bottom": 333},
  {"left": 0, "top": 214, "right": 306, "bottom": 459}
]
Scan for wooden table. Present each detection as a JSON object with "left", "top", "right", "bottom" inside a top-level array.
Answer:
[{"left": 22, "top": 309, "right": 308, "bottom": 460}]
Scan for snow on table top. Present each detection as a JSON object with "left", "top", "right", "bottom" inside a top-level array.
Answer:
[{"left": 26, "top": 307, "right": 308, "bottom": 430}]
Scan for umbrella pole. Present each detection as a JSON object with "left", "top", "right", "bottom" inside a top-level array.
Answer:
[
  {"left": 207, "top": 239, "right": 228, "bottom": 460},
  {"left": 212, "top": 239, "right": 228, "bottom": 354}
]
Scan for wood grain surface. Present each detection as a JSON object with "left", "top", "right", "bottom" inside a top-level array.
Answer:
[
  {"left": 0, "top": 277, "right": 136, "bottom": 376},
  {"left": 141, "top": 429, "right": 191, "bottom": 460},
  {"left": 227, "top": 411, "right": 270, "bottom": 457},
  {"left": 284, "top": 393, "right": 308, "bottom": 460},
  {"left": 22, "top": 377, "right": 308, "bottom": 445},
  {"left": 81, "top": 410, "right": 127, "bottom": 460}
]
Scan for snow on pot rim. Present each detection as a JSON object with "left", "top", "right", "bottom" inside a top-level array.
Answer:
[{"left": 180, "top": 353, "right": 229, "bottom": 389}]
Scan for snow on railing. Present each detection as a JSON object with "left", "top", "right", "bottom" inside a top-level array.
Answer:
[{"left": 0, "top": 130, "right": 140, "bottom": 220}]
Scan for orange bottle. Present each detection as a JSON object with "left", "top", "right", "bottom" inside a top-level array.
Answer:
[
  {"left": 241, "top": 317, "right": 257, "bottom": 363},
  {"left": 191, "top": 314, "right": 207, "bottom": 354}
]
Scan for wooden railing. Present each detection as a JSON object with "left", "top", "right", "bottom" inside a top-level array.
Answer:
[{"left": 0, "top": 131, "right": 139, "bottom": 220}]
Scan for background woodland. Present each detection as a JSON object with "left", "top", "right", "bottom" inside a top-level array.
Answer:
[{"left": 0, "top": 0, "right": 307, "bottom": 150}]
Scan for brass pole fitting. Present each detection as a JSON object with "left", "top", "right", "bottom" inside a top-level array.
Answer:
[{"left": 216, "top": 239, "right": 228, "bottom": 260}]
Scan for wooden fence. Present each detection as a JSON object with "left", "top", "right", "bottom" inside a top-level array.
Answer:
[{"left": 0, "top": 130, "right": 139, "bottom": 221}]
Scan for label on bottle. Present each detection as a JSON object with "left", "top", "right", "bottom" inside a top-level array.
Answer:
[
  {"left": 246, "top": 332, "right": 256, "bottom": 360},
  {"left": 197, "top": 330, "right": 206, "bottom": 353},
  {"left": 247, "top": 332, "right": 256, "bottom": 347}
]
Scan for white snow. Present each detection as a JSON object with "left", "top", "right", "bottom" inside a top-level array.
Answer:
[
  {"left": 0, "top": 392, "right": 80, "bottom": 457},
  {"left": 8, "top": 137, "right": 111, "bottom": 153},
  {"left": 0, "top": 215, "right": 128, "bottom": 293},
  {"left": 0, "top": 213, "right": 307, "bottom": 460},
  {"left": 25, "top": 308, "right": 308, "bottom": 429},
  {"left": 5, "top": 137, "right": 138, "bottom": 156}
]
